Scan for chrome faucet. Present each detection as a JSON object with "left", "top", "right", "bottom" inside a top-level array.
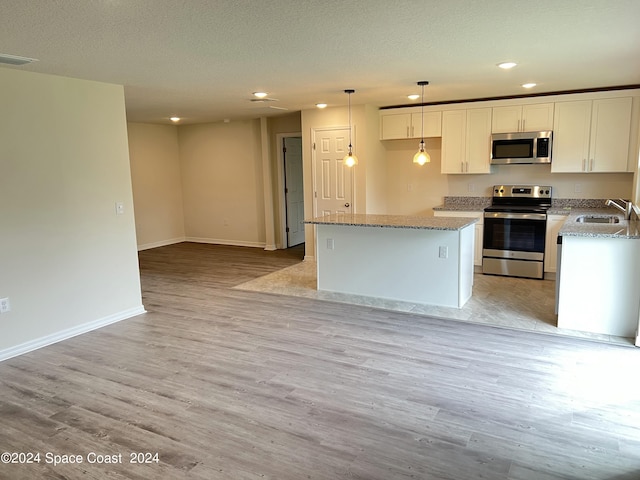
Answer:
[{"left": 605, "top": 198, "right": 633, "bottom": 220}]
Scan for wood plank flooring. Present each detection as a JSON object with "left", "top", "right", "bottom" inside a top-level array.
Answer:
[{"left": 1, "top": 242, "right": 640, "bottom": 479}]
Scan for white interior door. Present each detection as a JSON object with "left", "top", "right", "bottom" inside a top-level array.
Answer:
[
  {"left": 313, "top": 127, "right": 353, "bottom": 217},
  {"left": 284, "top": 137, "right": 305, "bottom": 247}
]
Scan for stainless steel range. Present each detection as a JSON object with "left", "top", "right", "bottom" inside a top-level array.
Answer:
[{"left": 482, "top": 185, "right": 552, "bottom": 279}]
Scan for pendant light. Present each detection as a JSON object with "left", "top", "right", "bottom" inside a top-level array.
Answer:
[
  {"left": 413, "top": 81, "right": 431, "bottom": 166},
  {"left": 343, "top": 89, "right": 358, "bottom": 167}
]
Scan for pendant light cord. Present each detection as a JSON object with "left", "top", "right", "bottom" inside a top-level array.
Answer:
[
  {"left": 348, "top": 90, "right": 353, "bottom": 150},
  {"left": 420, "top": 83, "right": 425, "bottom": 143}
]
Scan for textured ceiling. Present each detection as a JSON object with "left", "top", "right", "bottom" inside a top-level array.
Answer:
[{"left": 1, "top": 0, "right": 639, "bottom": 124}]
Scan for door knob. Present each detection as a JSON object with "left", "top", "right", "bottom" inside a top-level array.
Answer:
[{"left": 344, "top": 203, "right": 350, "bottom": 208}]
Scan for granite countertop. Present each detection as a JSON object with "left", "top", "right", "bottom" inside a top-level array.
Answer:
[
  {"left": 433, "top": 196, "right": 640, "bottom": 239},
  {"left": 557, "top": 210, "right": 640, "bottom": 239},
  {"left": 305, "top": 213, "right": 478, "bottom": 231}
]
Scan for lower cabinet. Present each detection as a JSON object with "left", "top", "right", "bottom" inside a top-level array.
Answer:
[
  {"left": 544, "top": 215, "right": 566, "bottom": 273},
  {"left": 434, "top": 210, "right": 483, "bottom": 266}
]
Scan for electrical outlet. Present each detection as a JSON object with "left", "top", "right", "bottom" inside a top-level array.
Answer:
[
  {"left": 0, "top": 297, "right": 10, "bottom": 313},
  {"left": 439, "top": 246, "right": 448, "bottom": 259},
  {"left": 326, "top": 238, "right": 334, "bottom": 250},
  {"left": 574, "top": 183, "right": 582, "bottom": 193}
]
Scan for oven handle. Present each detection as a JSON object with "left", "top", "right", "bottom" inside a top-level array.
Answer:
[{"left": 484, "top": 212, "right": 547, "bottom": 221}]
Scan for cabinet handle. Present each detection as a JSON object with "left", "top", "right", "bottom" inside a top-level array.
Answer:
[
  {"left": 407, "top": 126, "right": 410, "bottom": 138},
  {"left": 522, "top": 119, "right": 525, "bottom": 132},
  {"left": 461, "top": 161, "right": 464, "bottom": 173},
  {"left": 589, "top": 158, "right": 594, "bottom": 171},
  {"left": 582, "top": 159, "right": 586, "bottom": 171}
]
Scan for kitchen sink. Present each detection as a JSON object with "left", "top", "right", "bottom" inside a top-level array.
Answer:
[{"left": 575, "top": 215, "right": 620, "bottom": 224}]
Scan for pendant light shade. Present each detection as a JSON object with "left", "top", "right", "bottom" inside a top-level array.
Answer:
[
  {"left": 413, "top": 141, "right": 430, "bottom": 166},
  {"left": 413, "top": 81, "right": 431, "bottom": 165},
  {"left": 343, "top": 89, "right": 358, "bottom": 167}
]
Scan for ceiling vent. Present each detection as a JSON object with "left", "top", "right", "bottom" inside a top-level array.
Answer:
[{"left": 0, "top": 53, "right": 38, "bottom": 65}]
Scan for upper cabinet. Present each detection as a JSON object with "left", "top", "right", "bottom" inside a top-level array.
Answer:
[
  {"left": 441, "top": 108, "right": 492, "bottom": 174},
  {"left": 380, "top": 111, "right": 442, "bottom": 140},
  {"left": 491, "top": 103, "right": 554, "bottom": 133},
  {"left": 551, "top": 97, "right": 633, "bottom": 173}
]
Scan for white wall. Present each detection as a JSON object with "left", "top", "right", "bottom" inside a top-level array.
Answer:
[
  {"left": 128, "top": 123, "right": 186, "bottom": 249},
  {"left": 0, "top": 68, "right": 144, "bottom": 359},
  {"left": 178, "top": 120, "right": 266, "bottom": 247}
]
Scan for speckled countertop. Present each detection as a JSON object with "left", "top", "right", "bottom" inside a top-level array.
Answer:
[
  {"left": 557, "top": 210, "right": 640, "bottom": 239},
  {"left": 305, "top": 213, "right": 478, "bottom": 231},
  {"left": 434, "top": 196, "right": 640, "bottom": 239}
]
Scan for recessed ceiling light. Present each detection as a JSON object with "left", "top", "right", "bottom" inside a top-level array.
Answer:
[
  {"left": 0, "top": 53, "right": 38, "bottom": 65},
  {"left": 497, "top": 62, "right": 517, "bottom": 69},
  {"left": 170, "top": 116, "right": 180, "bottom": 123},
  {"left": 253, "top": 92, "right": 268, "bottom": 98},
  {"left": 407, "top": 94, "right": 420, "bottom": 100},
  {"left": 522, "top": 83, "right": 537, "bottom": 89},
  {"left": 316, "top": 103, "right": 327, "bottom": 109}
]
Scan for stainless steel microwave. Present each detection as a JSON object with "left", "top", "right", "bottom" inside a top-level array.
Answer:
[{"left": 490, "top": 131, "right": 552, "bottom": 165}]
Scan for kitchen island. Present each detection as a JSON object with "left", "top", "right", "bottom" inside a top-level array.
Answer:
[{"left": 305, "top": 214, "right": 478, "bottom": 308}]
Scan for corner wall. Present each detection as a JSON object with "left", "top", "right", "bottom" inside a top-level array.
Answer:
[
  {"left": 0, "top": 68, "right": 144, "bottom": 359},
  {"left": 128, "top": 123, "right": 186, "bottom": 249}
]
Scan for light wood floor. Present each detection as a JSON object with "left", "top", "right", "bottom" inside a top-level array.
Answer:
[{"left": 1, "top": 242, "right": 640, "bottom": 479}]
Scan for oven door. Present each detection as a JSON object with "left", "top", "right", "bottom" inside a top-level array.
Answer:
[{"left": 483, "top": 211, "right": 547, "bottom": 261}]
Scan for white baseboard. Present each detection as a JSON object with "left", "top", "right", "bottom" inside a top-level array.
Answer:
[
  {"left": 137, "top": 237, "right": 186, "bottom": 251},
  {"left": 0, "top": 305, "right": 146, "bottom": 363},
  {"left": 185, "top": 237, "right": 266, "bottom": 249}
]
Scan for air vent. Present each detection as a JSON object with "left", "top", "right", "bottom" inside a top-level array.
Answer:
[{"left": 0, "top": 53, "right": 38, "bottom": 65}]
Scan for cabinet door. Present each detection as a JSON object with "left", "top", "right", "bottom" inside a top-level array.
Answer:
[
  {"left": 466, "top": 108, "right": 492, "bottom": 174},
  {"left": 491, "top": 105, "right": 522, "bottom": 133},
  {"left": 441, "top": 110, "right": 466, "bottom": 174},
  {"left": 551, "top": 101, "right": 592, "bottom": 173},
  {"left": 380, "top": 113, "right": 411, "bottom": 139},
  {"left": 522, "top": 103, "right": 554, "bottom": 132},
  {"left": 411, "top": 111, "right": 442, "bottom": 138},
  {"left": 544, "top": 215, "right": 565, "bottom": 272},
  {"left": 589, "top": 97, "right": 632, "bottom": 172}
]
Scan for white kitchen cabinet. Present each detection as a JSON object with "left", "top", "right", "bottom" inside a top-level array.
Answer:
[
  {"left": 441, "top": 108, "right": 492, "bottom": 174},
  {"left": 380, "top": 111, "right": 442, "bottom": 140},
  {"left": 434, "top": 210, "right": 484, "bottom": 266},
  {"left": 544, "top": 215, "right": 565, "bottom": 273},
  {"left": 491, "top": 103, "right": 554, "bottom": 133},
  {"left": 551, "top": 97, "right": 633, "bottom": 173}
]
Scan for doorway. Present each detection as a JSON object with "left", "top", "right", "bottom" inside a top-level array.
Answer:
[{"left": 280, "top": 135, "right": 305, "bottom": 247}]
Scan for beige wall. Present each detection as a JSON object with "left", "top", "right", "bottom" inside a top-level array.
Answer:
[
  {"left": 178, "top": 120, "right": 266, "bottom": 247},
  {"left": 0, "top": 68, "right": 144, "bottom": 358},
  {"left": 128, "top": 123, "right": 185, "bottom": 249}
]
